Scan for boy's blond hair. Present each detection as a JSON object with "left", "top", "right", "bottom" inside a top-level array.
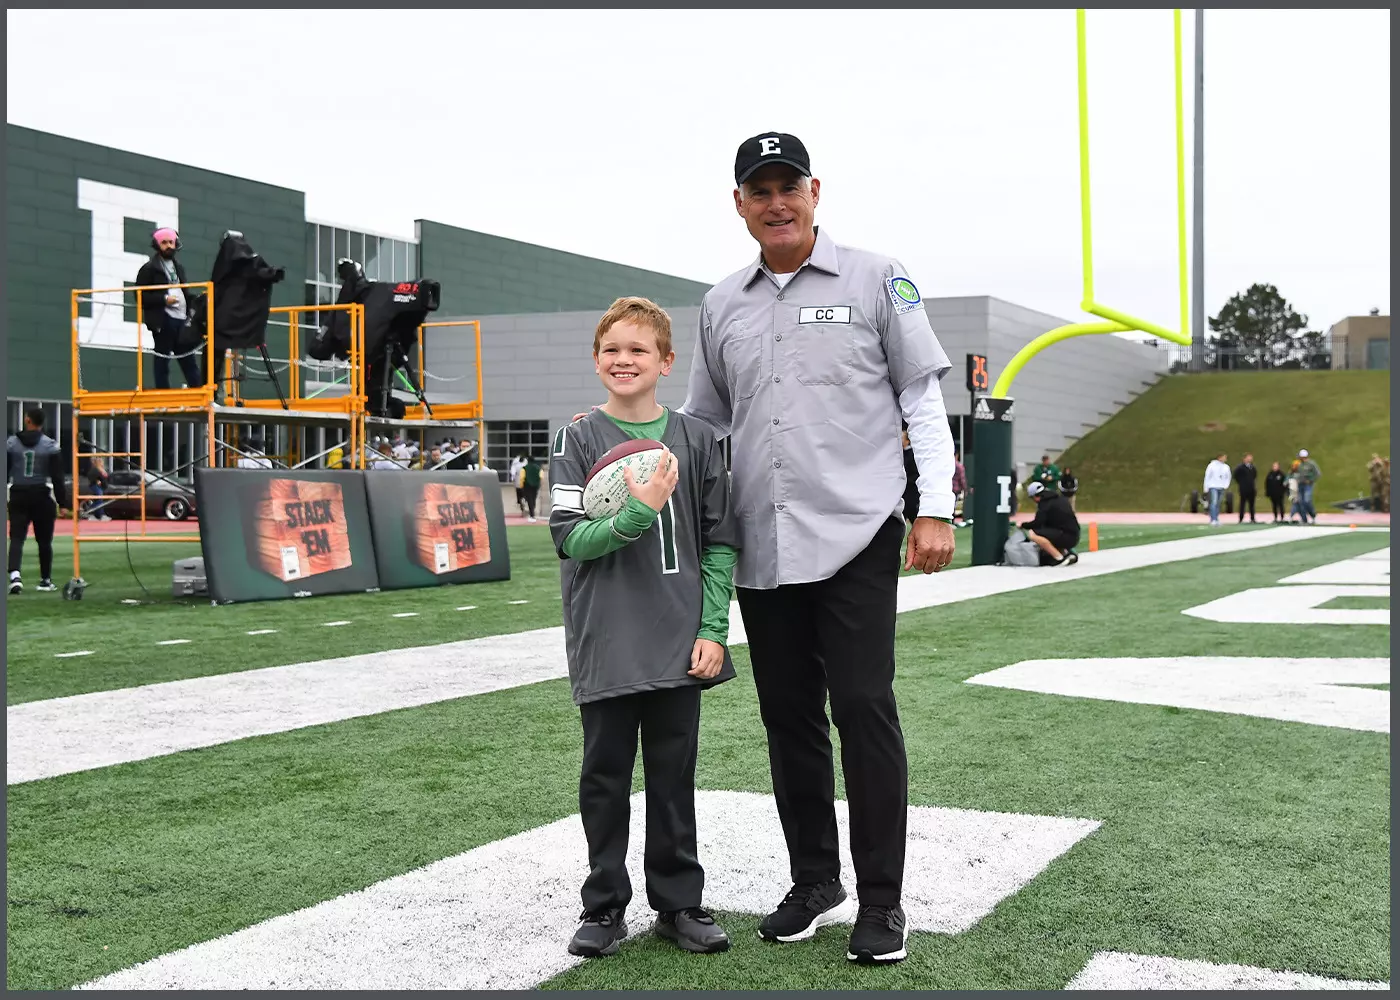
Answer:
[{"left": 593, "top": 296, "right": 673, "bottom": 357}]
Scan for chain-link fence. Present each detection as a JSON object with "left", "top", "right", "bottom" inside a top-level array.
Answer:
[{"left": 1164, "top": 333, "right": 1335, "bottom": 374}]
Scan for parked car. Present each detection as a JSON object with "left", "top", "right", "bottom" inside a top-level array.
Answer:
[{"left": 89, "top": 469, "right": 198, "bottom": 521}]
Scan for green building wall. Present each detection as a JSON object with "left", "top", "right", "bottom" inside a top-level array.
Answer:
[
  {"left": 415, "top": 220, "right": 710, "bottom": 317},
  {"left": 5, "top": 125, "right": 307, "bottom": 402}
]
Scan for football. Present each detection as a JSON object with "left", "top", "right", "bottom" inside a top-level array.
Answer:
[{"left": 582, "top": 439, "right": 666, "bottom": 520}]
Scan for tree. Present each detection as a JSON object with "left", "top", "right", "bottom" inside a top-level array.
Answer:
[{"left": 1206, "top": 283, "right": 1330, "bottom": 370}]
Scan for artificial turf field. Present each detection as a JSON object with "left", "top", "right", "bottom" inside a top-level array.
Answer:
[{"left": 4, "top": 523, "right": 1391, "bottom": 990}]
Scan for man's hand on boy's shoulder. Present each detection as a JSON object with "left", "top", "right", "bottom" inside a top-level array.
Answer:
[{"left": 688, "top": 638, "right": 725, "bottom": 679}]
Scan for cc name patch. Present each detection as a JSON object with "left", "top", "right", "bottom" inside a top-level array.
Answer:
[
  {"left": 886, "top": 276, "right": 923, "bottom": 315},
  {"left": 798, "top": 306, "right": 852, "bottom": 325}
]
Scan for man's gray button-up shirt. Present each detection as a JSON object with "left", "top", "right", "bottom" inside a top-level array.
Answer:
[{"left": 680, "top": 227, "right": 953, "bottom": 590}]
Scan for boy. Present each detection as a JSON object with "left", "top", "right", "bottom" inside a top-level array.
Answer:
[{"left": 549, "top": 296, "right": 739, "bottom": 959}]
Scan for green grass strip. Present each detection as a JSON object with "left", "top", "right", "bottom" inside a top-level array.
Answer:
[{"left": 6, "top": 533, "right": 1388, "bottom": 990}]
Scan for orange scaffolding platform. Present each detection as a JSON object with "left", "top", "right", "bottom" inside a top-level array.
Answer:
[{"left": 63, "top": 280, "right": 487, "bottom": 596}]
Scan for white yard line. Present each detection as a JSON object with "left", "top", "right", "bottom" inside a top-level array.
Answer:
[
  {"left": 1065, "top": 951, "right": 1390, "bottom": 990},
  {"left": 966, "top": 657, "right": 1391, "bottom": 734},
  {"left": 246, "top": 630, "right": 277, "bottom": 636},
  {"left": 77, "top": 790, "right": 1099, "bottom": 990},
  {"left": 391, "top": 612, "right": 419, "bottom": 618},
  {"left": 54, "top": 651, "right": 94, "bottom": 659},
  {"left": 7, "top": 526, "right": 1374, "bottom": 786},
  {"left": 155, "top": 639, "right": 191, "bottom": 646}
]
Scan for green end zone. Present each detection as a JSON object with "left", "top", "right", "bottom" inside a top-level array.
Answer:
[{"left": 5, "top": 528, "right": 1388, "bottom": 990}]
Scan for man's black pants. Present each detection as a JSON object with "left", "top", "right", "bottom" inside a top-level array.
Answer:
[
  {"left": 152, "top": 314, "right": 204, "bottom": 390},
  {"left": 8, "top": 486, "right": 56, "bottom": 580},
  {"left": 1269, "top": 494, "right": 1286, "bottom": 519},
  {"left": 736, "top": 515, "right": 907, "bottom": 908},
  {"left": 1238, "top": 489, "right": 1257, "bottom": 522},
  {"left": 578, "top": 684, "right": 704, "bottom": 914}
]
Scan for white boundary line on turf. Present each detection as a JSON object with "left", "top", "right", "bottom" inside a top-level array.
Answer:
[
  {"left": 1065, "top": 950, "right": 1390, "bottom": 990},
  {"left": 78, "top": 790, "right": 1100, "bottom": 990},
  {"left": 8, "top": 526, "right": 1379, "bottom": 785}
]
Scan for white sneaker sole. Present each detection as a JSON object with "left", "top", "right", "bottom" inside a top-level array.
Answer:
[{"left": 762, "top": 894, "right": 857, "bottom": 943}]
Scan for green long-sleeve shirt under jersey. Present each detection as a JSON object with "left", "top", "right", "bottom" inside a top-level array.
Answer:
[{"left": 560, "top": 409, "right": 737, "bottom": 645}]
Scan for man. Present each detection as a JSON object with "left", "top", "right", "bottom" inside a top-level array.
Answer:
[
  {"left": 1233, "top": 452, "right": 1258, "bottom": 524},
  {"left": 1019, "top": 481, "right": 1080, "bottom": 565},
  {"left": 1294, "top": 449, "right": 1322, "bottom": 523},
  {"left": 8, "top": 408, "right": 68, "bottom": 594},
  {"left": 1202, "top": 452, "right": 1231, "bottom": 526},
  {"left": 509, "top": 453, "right": 528, "bottom": 515},
  {"left": 900, "top": 424, "right": 920, "bottom": 524},
  {"left": 1031, "top": 454, "right": 1060, "bottom": 490},
  {"left": 521, "top": 454, "right": 542, "bottom": 523},
  {"left": 1264, "top": 461, "right": 1287, "bottom": 522},
  {"left": 136, "top": 227, "right": 204, "bottom": 390},
  {"left": 679, "top": 131, "right": 957, "bottom": 965}
]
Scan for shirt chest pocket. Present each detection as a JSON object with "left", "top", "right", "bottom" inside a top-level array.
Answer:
[
  {"left": 719, "top": 319, "right": 763, "bottom": 402},
  {"left": 792, "top": 309, "right": 855, "bottom": 386}
]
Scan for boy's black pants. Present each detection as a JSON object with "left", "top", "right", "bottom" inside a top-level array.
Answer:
[
  {"left": 736, "top": 514, "right": 908, "bottom": 908},
  {"left": 8, "top": 486, "right": 56, "bottom": 579},
  {"left": 578, "top": 684, "right": 704, "bottom": 915}
]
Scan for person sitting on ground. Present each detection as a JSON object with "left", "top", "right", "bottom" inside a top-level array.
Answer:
[{"left": 1020, "top": 481, "right": 1080, "bottom": 566}]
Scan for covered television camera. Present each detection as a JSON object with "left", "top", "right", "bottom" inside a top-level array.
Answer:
[
  {"left": 308, "top": 258, "right": 441, "bottom": 418},
  {"left": 182, "top": 230, "right": 288, "bottom": 405}
]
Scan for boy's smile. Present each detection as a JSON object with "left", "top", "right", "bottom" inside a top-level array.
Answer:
[{"left": 595, "top": 320, "right": 674, "bottom": 399}]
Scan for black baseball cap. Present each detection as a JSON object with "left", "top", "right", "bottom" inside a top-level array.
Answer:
[{"left": 734, "top": 132, "right": 812, "bottom": 186}]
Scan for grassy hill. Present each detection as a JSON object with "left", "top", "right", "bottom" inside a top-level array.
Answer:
[{"left": 1056, "top": 370, "right": 1390, "bottom": 511}]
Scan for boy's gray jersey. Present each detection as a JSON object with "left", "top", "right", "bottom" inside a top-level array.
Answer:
[{"left": 548, "top": 409, "right": 739, "bottom": 706}]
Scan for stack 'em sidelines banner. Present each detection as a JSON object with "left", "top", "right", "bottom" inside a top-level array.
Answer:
[
  {"left": 363, "top": 469, "right": 511, "bottom": 590},
  {"left": 193, "top": 468, "right": 511, "bottom": 603},
  {"left": 195, "top": 469, "right": 381, "bottom": 603}
]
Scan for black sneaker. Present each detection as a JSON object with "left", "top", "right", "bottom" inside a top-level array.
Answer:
[
  {"left": 36, "top": 579, "right": 57, "bottom": 592},
  {"left": 847, "top": 904, "right": 909, "bottom": 964},
  {"left": 1055, "top": 550, "right": 1078, "bottom": 566},
  {"left": 758, "top": 879, "right": 856, "bottom": 943},
  {"left": 567, "top": 908, "right": 627, "bottom": 958},
  {"left": 655, "top": 906, "right": 730, "bottom": 954},
  {"left": 8, "top": 575, "right": 20, "bottom": 595}
]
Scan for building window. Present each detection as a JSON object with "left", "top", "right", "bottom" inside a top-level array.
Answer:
[
  {"left": 486, "top": 420, "right": 552, "bottom": 472},
  {"left": 302, "top": 221, "right": 418, "bottom": 319}
]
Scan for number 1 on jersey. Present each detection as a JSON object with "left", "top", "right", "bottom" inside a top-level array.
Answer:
[
  {"left": 23, "top": 451, "right": 35, "bottom": 477},
  {"left": 656, "top": 497, "right": 679, "bottom": 575}
]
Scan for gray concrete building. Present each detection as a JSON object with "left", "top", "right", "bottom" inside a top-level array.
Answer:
[{"left": 419, "top": 296, "right": 1167, "bottom": 480}]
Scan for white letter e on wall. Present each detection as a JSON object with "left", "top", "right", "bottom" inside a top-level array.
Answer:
[{"left": 76, "top": 179, "right": 180, "bottom": 351}]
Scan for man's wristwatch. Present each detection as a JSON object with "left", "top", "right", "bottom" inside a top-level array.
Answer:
[{"left": 921, "top": 515, "right": 954, "bottom": 524}]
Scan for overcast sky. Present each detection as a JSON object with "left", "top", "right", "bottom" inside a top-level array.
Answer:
[{"left": 6, "top": 9, "right": 1390, "bottom": 338}]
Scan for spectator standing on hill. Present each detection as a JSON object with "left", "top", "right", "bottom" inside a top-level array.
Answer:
[
  {"left": 1233, "top": 453, "right": 1258, "bottom": 524},
  {"left": 1058, "top": 467, "right": 1078, "bottom": 511},
  {"left": 1294, "top": 449, "right": 1321, "bottom": 524},
  {"left": 1264, "top": 462, "right": 1287, "bottom": 522},
  {"left": 1031, "top": 454, "right": 1060, "bottom": 490},
  {"left": 1202, "top": 452, "right": 1231, "bottom": 527},
  {"left": 1368, "top": 453, "right": 1389, "bottom": 513}
]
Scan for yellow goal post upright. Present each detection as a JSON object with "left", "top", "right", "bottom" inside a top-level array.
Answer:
[
  {"left": 970, "top": 9, "right": 1191, "bottom": 565},
  {"left": 990, "top": 7, "right": 1192, "bottom": 400}
]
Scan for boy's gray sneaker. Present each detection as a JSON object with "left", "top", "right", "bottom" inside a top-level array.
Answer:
[{"left": 567, "top": 908, "right": 627, "bottom": 957}]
